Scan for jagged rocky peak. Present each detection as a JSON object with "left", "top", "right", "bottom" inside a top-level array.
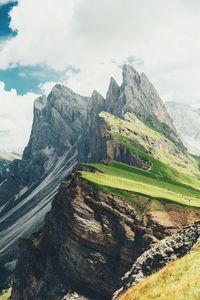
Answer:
[
  {"left": 89, "top": 90, "right": 105, "bottom": 108},
  {"left": 24, "top": 84, "right": 89, "bottom": 162},
  {"left": 106, "top": 77, "right": 121, "bottom": 114},
  {"left": 34, "top": 95, "right": 47, "bottom": 112},
  {"left": 121, "top": 65, "right": 176, "bottom": 130},
  {"left": 105, "top": 64, "right": 181, "bottom": 148},
  {"left": 49, "top": 84, "right": 89, "bottom": 106},
  {"left": 122, "top": 64, "right": 141, "bottom": 88}
]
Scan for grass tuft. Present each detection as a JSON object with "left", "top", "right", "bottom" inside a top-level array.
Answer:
[{"left": 119, "top": 243, "right": 200, "bottom": 300}]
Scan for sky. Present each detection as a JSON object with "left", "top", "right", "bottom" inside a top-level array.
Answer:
[{"left": 1, "top": 0, "right": 200, "bottom": 150}]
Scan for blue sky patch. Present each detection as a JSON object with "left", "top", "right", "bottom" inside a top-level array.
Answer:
[
  {"left": 0, "top": 2, "right": 80, "bottom": 95},
  {"left": 0, "top": 65, "right": 80, "bottom": 94},
  {"left": 0, "top": 1, "right": 17, "bottom": 39}
]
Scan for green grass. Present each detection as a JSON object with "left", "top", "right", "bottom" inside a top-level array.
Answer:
[
  {"left": 119, "top": 243, "right": 200, "bottom": 300},
  {"left": 81, "top": 112, "right": 200, "bottom": 208},
  {"left": 81, "top": 161, "right": 200, "bottom": 208},
  {"left": 99, "top": 111, "right": 200, "bottom": 188},
  {"left": 0, "top": 288, "right": 11, "bottom": 300},
  {"left": 116, "top": 135, "right": 200, "bottom": 189}
]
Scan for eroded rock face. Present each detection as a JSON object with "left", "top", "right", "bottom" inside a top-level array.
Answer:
[
  {"left": 11, "top": 164, "right": 200, "bottom": 300},
  {"left": 11, "top": 167, "right": 174, "bottom": 300},
  {"left": 105, "top": 65, "right": 181, "bottom": 148},
  {"left": 113, "top": 221, "right": 200, "bottom": 299}
]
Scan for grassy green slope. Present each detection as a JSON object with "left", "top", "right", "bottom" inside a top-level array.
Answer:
[
  {"left": 100, "top": 111, "right": 200, "bottom": 189},
  {"left": 0, "top": 288, "right": 11, "bottom": 300},
  {"left": 82, "top": 161, "right": 200, "bottom": 208},
  {"left": 81, "top": 111, "right": 200, "bottom": 208},
  {"left": 119, "top": 243, "right": 200, "bottom": 300}
]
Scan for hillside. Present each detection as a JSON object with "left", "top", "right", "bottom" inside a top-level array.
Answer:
[
  {"left": 82, "top": 111, "right": 200, "bottom": 209},
  {"left": 119, "top": 242, "right": 200, "bottom": 300}
]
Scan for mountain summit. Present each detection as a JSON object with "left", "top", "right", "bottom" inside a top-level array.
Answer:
[{"left": 0, "top": 65, "right": 181, "bottom": 260}]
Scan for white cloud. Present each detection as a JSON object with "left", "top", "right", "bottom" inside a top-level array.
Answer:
[
  {"left": 0, "top": 0, "right": 198, "bottom": 103},
  {"left": 0, "top": 82, "right": 37, "bottom": 150},
  {"left": 0, "top": 0, "right": 12, "bottom": 4},
  {"left": 1, "top": 0, "right": 200, "bottom": 147},
  {"left": 39, "top": 81, "right": 58, "bottom": 96},
  {"left": 0, "top": 1, "right": 198, "bottom": 96}
]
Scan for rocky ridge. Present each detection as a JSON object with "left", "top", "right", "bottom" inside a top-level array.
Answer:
[
  {"left": 114, "top": 221, "right": 200, "bottom": 299},
  {"left": 0, "top": 65, "right": 179, "bottom": 260}
]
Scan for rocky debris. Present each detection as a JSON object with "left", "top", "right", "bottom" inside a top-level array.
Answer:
[
  {"left": 61, "top": 291, "right": 100, "bottom": 300},
  {"left": 113, "top": 221, "right": 200, "bottom": 299}
]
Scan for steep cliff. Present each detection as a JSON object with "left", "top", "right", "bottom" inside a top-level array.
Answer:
[{"left": 11, "top": 165, "right": 200, "bottom": 300}]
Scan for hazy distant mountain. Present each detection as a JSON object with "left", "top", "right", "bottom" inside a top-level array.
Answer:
[{"left": 166, "top": 102, "right": 200, "bottom": 155}]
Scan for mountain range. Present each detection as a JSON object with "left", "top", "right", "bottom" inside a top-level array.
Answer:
[
  {"left": 0, "top": 65, "right": 200, "bottom": 300},
  {"left": 166, "top": 102, "right": 200, "bottom": 155}
]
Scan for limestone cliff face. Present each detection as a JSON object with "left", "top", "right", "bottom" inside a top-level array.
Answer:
[{"left": 11, "top": 166, "right": 199, "bottom": 300}]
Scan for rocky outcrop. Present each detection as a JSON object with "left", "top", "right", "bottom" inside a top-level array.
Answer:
[
  {"left": 11, "top": 165, "right": 180, "bottom": 300},
  {"left": 11, "top": 164, "right": 200, "bottom": 300},
  {"left": 106, "top": 65, "right": 182, "bottom": 148},
  {"left": 113, "top": 221, "right": 200, "bottom": 299}
]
